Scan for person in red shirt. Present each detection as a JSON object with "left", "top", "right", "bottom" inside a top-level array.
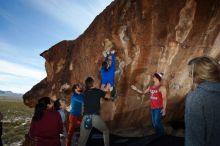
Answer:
[
  {"left": 29, "top": 97, "right": 63, "bottom": 146},
  {"left": 131, "top": 72, "right": 167, "bottom": 137}
]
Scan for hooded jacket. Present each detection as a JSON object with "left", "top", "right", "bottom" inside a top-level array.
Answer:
[{"left": 185, "top": 81, "right": 220, "bottom": 146}]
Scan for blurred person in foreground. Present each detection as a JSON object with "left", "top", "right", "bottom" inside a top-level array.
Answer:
[
  {"left": 0, "top": 112, "right": 3, "bottom": 146},
  {"left": 29, "top": 97, "right": 63, "bottom": 146},
  {"left": 185, "top": 56, "right": 220, "bottom": 146}
]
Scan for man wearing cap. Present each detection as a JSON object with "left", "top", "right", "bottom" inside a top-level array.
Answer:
[{"left": 131, "top": 72, "right": 167, "bottom": 137}]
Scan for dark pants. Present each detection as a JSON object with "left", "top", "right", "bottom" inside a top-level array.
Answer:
[
  {"left": 78, "top": 115, "right": 109, "bottom": 146},
  {"left": 151, "top": 108, "right": 164, "bottom": 136}
]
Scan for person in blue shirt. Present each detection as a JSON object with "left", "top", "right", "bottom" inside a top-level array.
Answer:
[
  {"left": 100, "top": 50, "right": 116, "bottom": 100},
  {"left": 66, "top": 84, "right": 84, "bottom": 146}
]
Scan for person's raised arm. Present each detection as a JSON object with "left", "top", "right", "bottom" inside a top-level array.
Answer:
[
  {"left": 111, "top": 50, "right": 116, "bottom": 70},
  {"left": 143, "top": 87, "right": 150, "bottom": 94},
  {"left": 104, "top": 51, "right": 109, "bottom": 62}
]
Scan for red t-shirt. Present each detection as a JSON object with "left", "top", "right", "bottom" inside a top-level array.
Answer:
[
  {"left": 29, "top": 109, "right": 63, "bottom": 146},
  {"left": 149, "top": 85, "right": 163, "bottom": 109}
]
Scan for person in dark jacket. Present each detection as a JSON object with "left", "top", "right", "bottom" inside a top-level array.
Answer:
[
  {"left": 29, "top": 97, "right": 63, "bottom": 146},
  {"left": 78, "top": 77, "right": 111, "bottom": 146},
  {"left": 185, "top": 56, "right": 220, "bottom": 146}
]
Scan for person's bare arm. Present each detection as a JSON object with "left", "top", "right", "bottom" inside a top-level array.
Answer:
[
  {"left": 131, "top": 85, "right": 150, "bottom": 94},
  {"left": 160, "top": 86, "right": 167, "bottom": 116},
  {"left": 143, "top": 87, "right": 150, "bottom": 94},
  {"left": 131, "top": 85, "right": 143, "bottom": 94}
]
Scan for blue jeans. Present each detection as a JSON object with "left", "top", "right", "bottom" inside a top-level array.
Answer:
[{"left": 151, "top": 108, "right": 164, "bottom": 136}]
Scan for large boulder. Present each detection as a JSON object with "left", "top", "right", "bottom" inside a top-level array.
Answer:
[{"left": 23, "top": 0, "right": 220, "bottom": 136}]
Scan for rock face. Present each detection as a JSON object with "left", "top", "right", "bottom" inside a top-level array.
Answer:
[{"left": 23, "top": 0, "right": 220, "bottom": 136}]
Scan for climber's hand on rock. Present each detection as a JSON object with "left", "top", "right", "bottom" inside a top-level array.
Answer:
[
  {"left": 102, "top": 50, "right": 108, "bottom": 58},
  {"left": 111, "top": 50, "right": 115, "bottom": 54},
  {"left": 131, "top": 85, "right": 137, "bottom": 91}
]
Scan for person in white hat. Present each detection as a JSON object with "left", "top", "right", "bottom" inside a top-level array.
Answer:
[{"left": 131, "top": 72, "right": 167, "bottom": 137}]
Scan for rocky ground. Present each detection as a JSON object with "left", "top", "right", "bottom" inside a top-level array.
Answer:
[{"left": 77, "top": 128, "right": 184, "bottom": 146}]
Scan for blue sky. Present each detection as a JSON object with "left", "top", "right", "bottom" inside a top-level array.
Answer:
[{"left": 0, "top": 0, "right": 113, "bottom": 93}]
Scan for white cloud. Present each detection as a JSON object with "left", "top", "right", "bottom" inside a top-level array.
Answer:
[
  {"left": 0, "top": 40, "right": 45, "bottom": 69},
  {"left": 0, "top": 59, "right": 46, "bottom": 80},
  {"left": 0, "top": 74, "right": 34, "bottom": 93},
  {"left": 26, "top": 0, "right": 113, "bottom": 33},
  {"left": 0, "top": 59, "right": 46, "bottom": 93},
  {"left": 0, "top": 0, "right": 113, "bottom": 93}
]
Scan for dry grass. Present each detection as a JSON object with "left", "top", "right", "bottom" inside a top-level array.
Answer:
[{"left": 0, "top": 97, "right": 33, "bottom": 145}]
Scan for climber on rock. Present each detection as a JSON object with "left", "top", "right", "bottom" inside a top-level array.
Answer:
[
  {"left": 131, "top": 72, "right": 167, "bottom": 137},
  {"left": 100, "top": 49, "right": 116, "bottom": 101}
]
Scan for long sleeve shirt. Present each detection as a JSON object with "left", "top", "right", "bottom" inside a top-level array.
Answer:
[
  {"left": 29, "top": 109, "right": 63, "bottom": 146},
  {"left": 185, "top": 81, "right": 220, "bottom": 146},
  {"left": 70, "top": 93, "right": 84, "bottom": 116},
  {"left": 100, "top": 53, "right": 115, "bottom": 87}
]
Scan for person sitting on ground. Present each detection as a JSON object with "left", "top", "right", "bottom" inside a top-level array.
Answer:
[
  {"left": 29, "top": 97, "right": 63, "bottom": 146},
  {"left": 100, "top": 50, "right": 116, "bottom": 100},
  {"left": 78, "top": 77, "right": 111, "bottom": 146},
  {"left": 131, "top": 72, "right": 167, "bottom": 137},
  {"left": 185, "top": 56, "right": 220, "bottom": 146},
  {"left": 54, "top": 98, "right": 68, "bottom": 146},
  {"left": 66, "top": 84, "right": 84, "bottom": 146}
]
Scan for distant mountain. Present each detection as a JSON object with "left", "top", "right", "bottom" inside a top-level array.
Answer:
[{"left": 0, "top": 90, "right": 23, "bottom": 98}]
